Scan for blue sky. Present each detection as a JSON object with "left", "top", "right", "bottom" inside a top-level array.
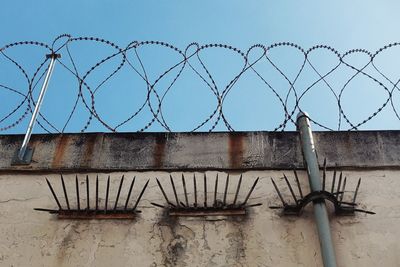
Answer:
[{"left": 1, "top": 1, "right": 400, "bottom": 133}]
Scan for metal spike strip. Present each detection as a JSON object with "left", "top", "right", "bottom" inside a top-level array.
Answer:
[
  {"left": 60, "top": 175, "right": 70, "bottom": 210},
  {"left": 114, "top": 175, "right": 124, "bottom": 210},
  {"left": 170, "top": 175, "right": 180, "bottom": 207},
  {"left": 182, "top": 174, "right": 189, "bottom": 207},
  {"left": 213, "top": 174, "right": 218, "bottom": 207},
  {"left": 339, "top": 177, "right": 347, "bottom": 203},
  {"left": 95, "top": 175, "right": 99, "bottom": 211},
  {"left": 193, "top": 174, "right": 197, "bottom": 207},
  {"left": 204, "top": 173, "right": 207, "bottom": 208},
  {"left": 223, "top": 174, "right": 229, "bottom": 206},
  {"left": 76, "top": 175, "right": 80, "bottom": 211},
  {"left": 336, "top": 172, "right": 343, "bottom": 197},
  {"left": 241, "top": 177, "right": 259, "bottom": 206},
  {"left": 46, "top": 178, "right": 62, "bottom": 210},
  {"left": 152, "top": 173, "right": 262, "bottom": 217},
  {"left": 271, "top": 178, "right": 287, "bottom": 207},
  {"left": 104, "top": 176, "right": 110, "bottom": 214},
  {"left": 331, "top": 170, "right": 337, "bottom": 193},
  {"left": 35, "top": 174, "right": 150, "bottom": 219},
  {"left": 124, "top": 176, "right": 135, "bottom": 210},
  {"left": 352, "top": 178, "right": 361, "bottom": 204},
  {"left": 322, "top": 158, "right": 327, "bottom": 191},
  {"left": 232, "top": 174, "right": 242, "bottom": 206},
  {"left": 132, "top": 179, "right": 149, "bottom": 211},
  {"left": 293, "top": 169, "right": 303, "bottom": 198},
  {"left": 283, "top": 173, "right": 298, "bottom": 205},
  {"left": 156, "top": 178, "right": 175, "bottom": 207},
  {"left": 86, "top": 175, "right": 90, "bottom": 210}
]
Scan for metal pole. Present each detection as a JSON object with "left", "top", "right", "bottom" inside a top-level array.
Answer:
[
  {"left": 17, "top": 53, "right": 60, "bottom": 161},
  {"left": 297, "top": 111, "right": 337, "bottom": 267}
]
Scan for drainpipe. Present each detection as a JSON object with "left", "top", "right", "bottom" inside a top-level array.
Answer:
[{"left": 297, "top": 112, "right": 337, "bottom": 267}]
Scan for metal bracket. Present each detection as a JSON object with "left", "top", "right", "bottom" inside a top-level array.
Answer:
[
  {"left": 46, "top": 53, "right": 61, "bottom": 59},
  {"left": 269, "top": 163, "right": 375, "bottom": 216},
  {"left": 11, "top": 147, "right": 34, "bottom": 165}
]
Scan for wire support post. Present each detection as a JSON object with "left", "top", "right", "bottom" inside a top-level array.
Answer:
[
  {"left": 13, "top": 53, "right": 61, "bottom": 165},
  {"left": 297, "top": 111, "right": 337, "bottom": 267}
]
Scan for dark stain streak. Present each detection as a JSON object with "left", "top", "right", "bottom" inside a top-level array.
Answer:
[
  {"left": 154, "top": 134, "right": 166, "bottom": 168},
  {"left": 80, "top": 135, "right": 97, "bottom": 168}
]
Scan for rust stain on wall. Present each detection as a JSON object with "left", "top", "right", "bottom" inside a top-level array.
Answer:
[
  {"left": 229, "top": 134, "right": 245, "bottom": 169},
  {"left": 153, "top": 134, "right": 166, "bottom": 168},
  {"left": 52, "top": 135, "right": 69, "bottom": 168},
  {"left": 80, "top": 135, "right": 97, "bottom": 167}
]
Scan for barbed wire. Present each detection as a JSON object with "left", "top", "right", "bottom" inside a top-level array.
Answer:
[{"left": 0, "top": 34, "right": 399, "bottom": 133}]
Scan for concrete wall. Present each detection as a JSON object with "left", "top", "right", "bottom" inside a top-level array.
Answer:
[
  {"left": 1, "top": 131, "right": 400, "bottom": 172},
  {"left": 1, "top": 131, "right": 399, "bottom": 266},
  {"left": 0, "top": 170, "right": 398, "bottom": 267}
]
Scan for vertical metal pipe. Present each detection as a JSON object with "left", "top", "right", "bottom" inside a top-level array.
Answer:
[
  {"left": 297, "top": 112, "right": 337, "bottom": 267},
  {"left": 18, "top": 53, "right": 60, "bottom": 160}
]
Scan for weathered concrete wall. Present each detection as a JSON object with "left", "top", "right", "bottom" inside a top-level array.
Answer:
[
  {"left": 1, "top": 131, "right": 400, "bottom": 172},
  {"left": 0, "top": 170, "right": 398, "bottom": 267}
]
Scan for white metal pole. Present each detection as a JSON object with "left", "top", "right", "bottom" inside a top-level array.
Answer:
[{"left": 18, "top": 53, "right": 59, "bottom": 161}]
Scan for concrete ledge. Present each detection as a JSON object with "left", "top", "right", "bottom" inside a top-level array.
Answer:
[{"left": 0, "top": 131, "right": 399, "bottom": 172}]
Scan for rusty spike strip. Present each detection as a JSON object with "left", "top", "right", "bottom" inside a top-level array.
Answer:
[
  {"left": 336, "top": 172, "right": 343, "bottom": 197},
  {"left": 95, "top": 175, "right": 99, "bottom": 211},
  {"left": 34, "top": 208, "right": 58, "bottom": 213},
  {"left": 322, "top": 158, "right": 327, "bottom": 191},
  {"left": 283, "top": 173, "right": 298, "bottom": 205},
  {"left": 270, "top": 164, "right": 374, "bottom": 216},
  {"left": 132, "top": 179, "right": 149, "bottom": 211},
  {"left": 124, "top": 176, "right": 135, "bottom": 210},
  {"left": 114, "top": 175, "right": 124, "bottom": 210},
  {"left": 60, "top": 174, "right": 70, "bottom": 210},
  {"left": 241, "top": 177, "right": 259, "bottom": 206},
  {"left": 37, "top": 174, "right": 149, "bottom": 219},
  {"left": 151, "top": 173, "right": 262, "bottom": 217},
  {"left": 151, "top": 202, "right": 165, "bottom": 209},
  {"left": 213, "top": 174, "right": 218, "bottom": 207},
  {"left": 271, "top": 178, "right": 287, "bottom": 206},
  {"left": 223, "top": 174, "right": 229, "bottom": 206},
  {"left": 86, "top": 175, "right": 90, "bottom": 210},
  {"left": 204, "top": 173, "right": 207, "bottom": 208},
  {"left": 293, "top": 169, "right": 303, "bottom": 198},
  {"left": 233, "top": 174, "right": 242, "bottom": 206},
  {"left": 75, "top": 175, "right": 80, "bottom": 211},
  {"left": 353, "top": 178, "right": 361, "bottom": 204},
  {"left": 340, "top": 177, "right": 347, "bottom": 203},
  {"left": 331, "top": 170, "right": 337, "bottom": 193},
  {"left": 193, "top": 174, "right": 197, "bottom": 207},
  {"left": 46, "top": 178, "right": 62, "bottom": 210},
  {"left": 104, "top": 176, "right": 110, "bottom": 214},
  {"left": 170, "top": 175, "right": 180, "bottom": 207},
  {"left": 182, "top": 174, "right": 189, "bottom": 207},
  {"left": 156, "top": 178, "right": 175, "bottom": 207}
]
